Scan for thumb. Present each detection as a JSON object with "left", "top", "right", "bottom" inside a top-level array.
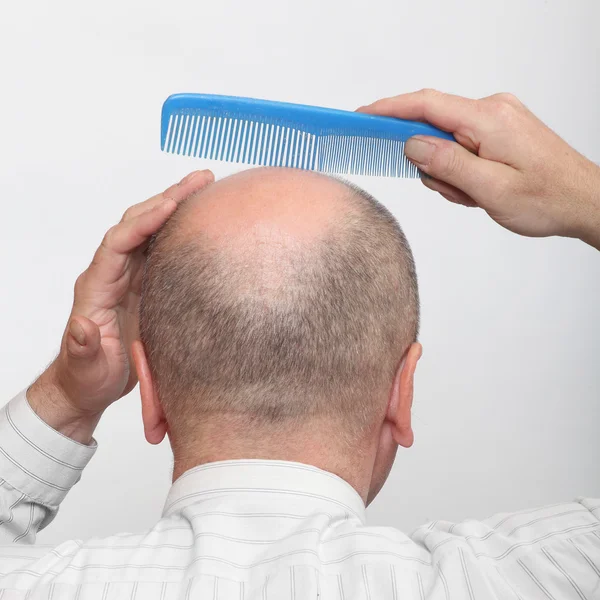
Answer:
[
  {"left": 405, "top": 135, "right": 516, "bottom": 206},
  {"left": 65, "top": 316, "right": 102, "bottom": 360}
]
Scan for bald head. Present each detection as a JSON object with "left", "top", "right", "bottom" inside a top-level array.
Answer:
[
  {"left": 140, "top": 168, "right": 419, "bottom": 439},
  {"left": 175, "top": 167, "right": 349, "bottom": 242}
]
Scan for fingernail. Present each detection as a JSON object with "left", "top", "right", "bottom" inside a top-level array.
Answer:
[
  {"left": 69, "top": 320, "right": 86, "bottom": 346},
  {"left": 405, "top": 137, "right": 435, "bottom": 167},
  {"left": 179, "top": 171, "right": 199, "bottom": 185},
  {"left": 203, "top": 170, "right": 215, "bottom": 182}
]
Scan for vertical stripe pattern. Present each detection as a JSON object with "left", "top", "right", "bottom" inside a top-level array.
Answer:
[{"left": 0, "top": 391, "right": 599, "bottom": 598}]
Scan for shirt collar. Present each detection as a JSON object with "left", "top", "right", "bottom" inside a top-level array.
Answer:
[{"left": 162, "top": 459, "right": 366, "bottom": 524}]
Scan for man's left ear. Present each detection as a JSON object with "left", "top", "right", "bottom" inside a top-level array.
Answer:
[
  {"left": 131, "top": 340, "right": 168, "bottom": 445},
  {"left": 386, "top": 342, "right": 422, "bottom": 448}
]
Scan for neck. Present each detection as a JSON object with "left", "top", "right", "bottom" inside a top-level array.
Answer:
[{"left": 169, "top": 416, "right": 377, "bottom": 503}]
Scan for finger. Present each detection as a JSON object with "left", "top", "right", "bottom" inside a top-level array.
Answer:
[
  {"left": 358, "top": 90, "right": 482, "bottom": 154},
  {"left": 358, "top": 89, "right": 484, "bottom": 137},
  {"left": 161, "top": 169, "right": 214, "bottom": 205},
  {"left": 109, "top": 199, "right": 178, "bottom": 253},
  {"left": 121, "top": 169, "right": 214, "bottom": 222},
  {"left": 88, "top": 199, "right": 178, "bottom": 285},
  {"left": 65, "top": 316, "right": 102, "bottom": 360},
  {"left": 421, "top": 176, "right": 478, "bottom": 207},
  {"left": 405, "top": 135, "right": 516, "bottom": 206}
]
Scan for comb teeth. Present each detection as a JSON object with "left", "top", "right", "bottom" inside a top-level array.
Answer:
[
  {"left": 316, "top": 135, "right": 418, "bottom": 178},
  {"left": 163, "top": 113, "right": 420, "bottom": 178},
  {"left": 164, "top": 115, "right": 319, "bottom": 170}
]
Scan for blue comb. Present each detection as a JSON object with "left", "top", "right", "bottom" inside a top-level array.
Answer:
[{"left": 161, "top": 94, "right": 454, "bottom": 178}]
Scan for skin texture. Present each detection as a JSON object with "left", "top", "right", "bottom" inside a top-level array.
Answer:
[
  {"left": 359, "top": 89, "right": 600, "bottom": 249},
  {"left": 132, "top": 167, "right": 422, "bottom": 504}
]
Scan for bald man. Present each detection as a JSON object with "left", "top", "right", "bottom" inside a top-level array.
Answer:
[
  {"left": 137, "top": 168, "right": 420, "bottom": 499},
  {"left": 1, "top": 90, "right": 599, "bottom": 599}
]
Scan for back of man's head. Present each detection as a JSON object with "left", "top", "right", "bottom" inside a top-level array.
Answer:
[{"left": 140, "top": 168, "right": 419, "bottom": 443}]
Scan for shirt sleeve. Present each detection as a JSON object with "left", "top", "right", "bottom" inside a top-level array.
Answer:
[
  {"left": 413, "top": 498, "right": 600, "bottom": 598},
  {"left": 0, "top": 390, "right": 97, "bottom": 544}
]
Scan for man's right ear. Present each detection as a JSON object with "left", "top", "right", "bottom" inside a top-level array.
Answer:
[{"left": 131, "top": 341, "right": 168, "bottom": 445}]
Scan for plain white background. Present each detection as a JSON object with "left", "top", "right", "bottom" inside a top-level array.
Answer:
[{"left": 0, "top": 0, "right": 598, "bottom": 544}]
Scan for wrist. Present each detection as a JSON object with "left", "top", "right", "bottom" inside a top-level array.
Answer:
[
  {"left": 571, "top": 159, "right": 600, "bottom": 250},
  {"left": 28, "top": 364, "right": 103, "bottom": 445}
]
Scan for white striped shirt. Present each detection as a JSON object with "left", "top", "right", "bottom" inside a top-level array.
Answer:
[{"left": 0, "top": 391, "right": 599, "bottom": 599}]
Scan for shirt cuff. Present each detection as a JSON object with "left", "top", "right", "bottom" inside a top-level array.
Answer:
[{"left": 0, "top": 390, "right": 97, "bottom": 508}]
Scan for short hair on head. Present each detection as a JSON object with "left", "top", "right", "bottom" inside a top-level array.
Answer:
[{"left": 139, "top": 175, "right": 419, "bottom": 439}]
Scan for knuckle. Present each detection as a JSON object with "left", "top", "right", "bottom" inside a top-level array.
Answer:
[
  {"left": 492, "top": 92, "right": 522, "bottom": 107},
  {"left": 420, "top": 87, "right": 442, "bottom": 100},
  {"left": 102, "top": 225, "right": 118, "bottom": 248},
  {"left": 122, "top": 206, "right": 136, "bottom": 222},
  {"left": 74, "top": 273, "right": 86, "bottom": 295},
  {"left": 487, "top": 93, "right": 523, "bottom": 121}
]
